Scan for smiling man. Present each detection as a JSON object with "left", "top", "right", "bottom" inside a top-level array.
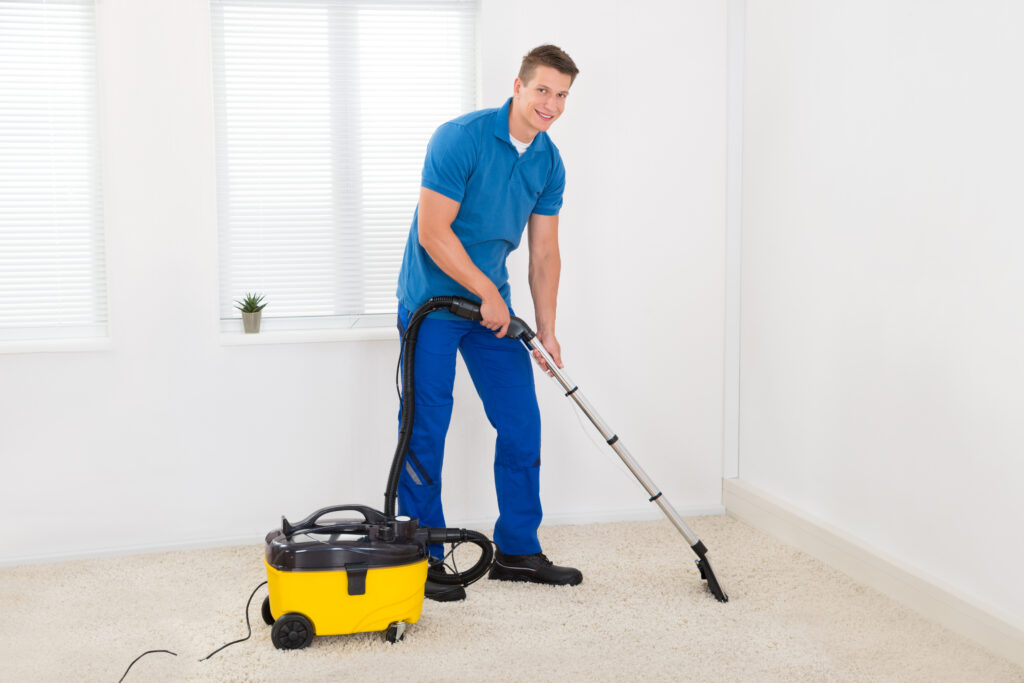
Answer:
[{"left": 395, "top": 45, "right": 580, "bottom": 602}]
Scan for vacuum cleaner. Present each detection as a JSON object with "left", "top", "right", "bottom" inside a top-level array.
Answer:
[
  {"left": 260, "top": 296, "right": 497, "bottom": 649},
  {"left": 261, "top": 295, "right": 726, "bottom": 650}
]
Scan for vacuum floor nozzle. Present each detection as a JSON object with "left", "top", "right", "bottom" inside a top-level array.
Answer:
[{"left": 696, "top": 557, "right": 729, "bottom": 603}]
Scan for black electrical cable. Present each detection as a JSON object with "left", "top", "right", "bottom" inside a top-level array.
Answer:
[
  {"left": 440, "top": 538, "right": 497, "bottom": 589},
  {"left": 118, "top": 650, "right": 177, "bottom": 683},
  {"left": 119, "top": 581, "right": 267, "bottom": 681},
  {"left": 199, "top": 580, "right": 268, "bottom": 661},
  {"left": 395, "top": 333, "right": 405, "bottom": 404}
]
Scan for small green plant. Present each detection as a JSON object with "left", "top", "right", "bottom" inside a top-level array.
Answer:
[{"left": 234, "top": 292, "right": 267, "bottom": 313}]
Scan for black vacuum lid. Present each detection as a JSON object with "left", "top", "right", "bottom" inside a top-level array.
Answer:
[{"left": 265, "top": 528, "right": 425, "bottom": 571}]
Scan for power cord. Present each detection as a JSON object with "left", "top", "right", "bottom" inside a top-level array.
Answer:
[
  {"left": 443, "top": 538, "right": 497, "bottom": 586},
  {"left": 199, "top": 580, "right": 268, "bottom": 661},
  {"left": 118, "top": 580, "right": 267, "bottom": 682},
  {"left": 395, "top": 333, "right": 405, "bottom": 403},
  {"left": 564, "top": 397, "right": 638, "bottom": 482},
  {"left": 118, "top": 650, "right": 176, "bottom": 683}
]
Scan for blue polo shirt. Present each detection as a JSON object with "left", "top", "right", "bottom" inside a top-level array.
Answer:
[{"left": 396, "top": 98, "right": 566, "bottom": 317}]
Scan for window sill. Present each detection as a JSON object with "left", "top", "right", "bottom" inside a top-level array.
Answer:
[
  {"left": 220, "top": 326, "right": 398, "bottom": 346},
  {"left": 0, "top": 337, "right": 112, "bottom": 355}
]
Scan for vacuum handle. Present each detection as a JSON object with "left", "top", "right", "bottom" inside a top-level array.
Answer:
[
  {"left": 291, "top": 523, "right": 372, "bottom": 537},
  {"left": 445, "top": 296, "right": 536, "bottom": 341},
  {"left": 282, "top": 504, "right": 387, "bottom": 537}
]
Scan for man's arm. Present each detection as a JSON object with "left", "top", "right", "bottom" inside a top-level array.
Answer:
[
  {"left": 417, "top": 186, "right": 511, "bottom": 336},
  {"left": 527, "top": 212, "right": 563, "bottom": 370}
]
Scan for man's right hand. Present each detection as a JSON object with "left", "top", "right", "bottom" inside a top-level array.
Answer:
[{"left": 479, "top": 294, "right": 510, "bottom": 338}]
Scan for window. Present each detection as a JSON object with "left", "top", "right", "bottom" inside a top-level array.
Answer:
[
  {"left": 0, "top": 0, "right": 106, "bottom": 342},
  {"left": 210, "top": 0, "right": 477, "bottom": 331}
]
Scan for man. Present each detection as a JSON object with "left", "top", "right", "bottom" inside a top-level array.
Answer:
[{"left": 395, "top": 45, "right": 580, "bottom": 602}]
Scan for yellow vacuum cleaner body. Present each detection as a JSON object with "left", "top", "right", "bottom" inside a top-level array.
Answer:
[{"left": 262, "top": 505, "right": 429, "bottom": 648}]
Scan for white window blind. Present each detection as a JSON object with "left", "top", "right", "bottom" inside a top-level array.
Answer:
[
  {"left": 210, "top": 0, "right": 477, "bottom": 329},
  {"left": 0, "top": 0, "right": 106, "bottom": 341}
]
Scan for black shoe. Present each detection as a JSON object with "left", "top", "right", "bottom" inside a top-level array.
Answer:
[
  {"left": 424, "top": 562, "right": 466, "bottom": 602},
  {"left": 488, "top": 551, "right": 583, "bottom": 586}
]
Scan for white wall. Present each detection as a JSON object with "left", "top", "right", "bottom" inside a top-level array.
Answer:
[
  {"left": 478, "top": 0, "right": 728, "bottom": 522},
  {"left": 0, "top": 0, "right": 728, "bottom": 563},
  {"left": 739, "top": 0, "right": 1024, "bottom": 628}
]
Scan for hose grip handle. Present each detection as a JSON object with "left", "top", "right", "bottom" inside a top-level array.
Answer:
[
  {"left": 445, "top": 296, "right": 536, "bottom": 341},
  {"left": 448, "top": 298, "right": 482, "bottom": 320}
]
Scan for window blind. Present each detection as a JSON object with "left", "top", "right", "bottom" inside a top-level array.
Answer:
[
  {"left": 210, "top": 0, "right": 477, "bottom": 328},
  {"left": 0, "top": 0, "right": 106, "bottom": 341}
]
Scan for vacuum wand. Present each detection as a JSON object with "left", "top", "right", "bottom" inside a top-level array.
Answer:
[{"left": 441, "top": 297, "right": 728, "bottom": 603}]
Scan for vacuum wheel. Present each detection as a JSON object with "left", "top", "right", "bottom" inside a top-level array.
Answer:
[
  {"left": 271, "top": 613, "right": 314, "bottom": 650},
  {"left": 385, "top": 621, "right": 407, "bottom": 644},
  {"left": 261, "top": 596, "right": 274, "bottom": 626}
]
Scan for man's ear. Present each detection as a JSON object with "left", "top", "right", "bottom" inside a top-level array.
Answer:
[{"left": 513, "top": 77, "right": 523, "bottom": 98}]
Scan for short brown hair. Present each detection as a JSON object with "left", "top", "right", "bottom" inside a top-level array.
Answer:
[{"left": 518, "top": 44, "right": 579, "bottom": 86}]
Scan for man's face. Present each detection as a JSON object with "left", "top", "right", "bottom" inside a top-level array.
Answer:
[{"left": 510, "top": 65, "right": 573, "bottom": 139}]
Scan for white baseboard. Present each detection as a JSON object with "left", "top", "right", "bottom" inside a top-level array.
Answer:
[
  {"left": 0, "top": 504, "right": 727, "bottom": 568},
  {"left": 723, "top": 478, "right": 1024, "bottom": 669},
  {"left": 454, "top": 503, "right": 727, "bottom": 532},
  {"left": 0, "top": 533, "right": 261, "bottom": 568}
]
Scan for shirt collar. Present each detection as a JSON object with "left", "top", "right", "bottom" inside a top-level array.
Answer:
[{"left": 494, "top": 97, "right": 547, "bottom": 152}]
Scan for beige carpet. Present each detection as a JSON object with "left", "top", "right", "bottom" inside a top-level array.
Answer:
[{"left": 1, "top": 515, "right": 1021, "bottom": 682}]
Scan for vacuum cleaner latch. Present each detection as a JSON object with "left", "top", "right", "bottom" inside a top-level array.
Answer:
[{"left": 345, "top": 564, "right": 368, "bottom": 595}]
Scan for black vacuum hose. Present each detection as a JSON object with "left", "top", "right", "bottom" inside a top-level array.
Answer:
[
  {"left": 381, "top": 296, "right": 499, "bottom": 587},
  {"left": 385, "top": 296, "right": 543, "bottom": 588},
  {"left": 385, "top": 294, "right": 539, "bottom": 514},
  {"left": 385, "top": 295, "right": 525, "bottom": 516},
  {"left": 422, "top": 528, "right": 494, "bottom": 585},
  {"left": 384, "top": 296, "right": 463, "bottom": 518}
]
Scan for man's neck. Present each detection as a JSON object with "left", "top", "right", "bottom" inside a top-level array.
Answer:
[{"left": 507, "top": 102, "right": 538, "bottom": 144}]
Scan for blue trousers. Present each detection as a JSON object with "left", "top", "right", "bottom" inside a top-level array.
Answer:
[{"left": 397, "top": 303, "right": 543, "bottom": 561}]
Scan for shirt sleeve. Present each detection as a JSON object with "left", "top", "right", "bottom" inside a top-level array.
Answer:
[
  {"left": 532, "top": 149, "right": 565, "bottom": 216},
  {"left": 420, "top": 122, "right": 475, "bottom": 203}
]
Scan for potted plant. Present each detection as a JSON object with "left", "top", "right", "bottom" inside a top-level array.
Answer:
[{"left": 235, "top": 292, "right": 267, "bottom": 333}]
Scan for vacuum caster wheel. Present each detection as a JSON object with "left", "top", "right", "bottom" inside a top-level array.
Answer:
[
  {"left": 261, "top": 596, "right": 274, "bottom": 626},
  {"left": 271, "top": 613, "right": 314, "bottom": 650},
  {"left": 385, "top": 621, "right": 407, "bottom": 644}
]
